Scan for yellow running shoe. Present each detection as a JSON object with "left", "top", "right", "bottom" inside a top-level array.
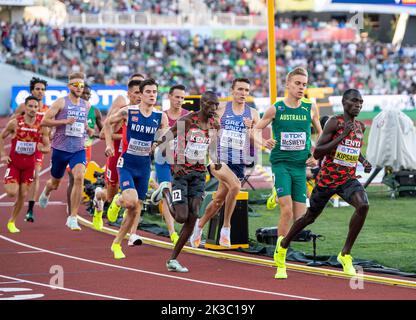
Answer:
[
  {"left": 111, "top": 243, "right": 126, "bottom": 259},
  {"left": 92, "top": 209, "right": 103, "bottom": 231},
  {"left": 7, "top": 221, "right": 20, "bottom": 233},
  {"left": 337, "top": 252, "right": 357, "bottom": 276},
  {"left": 170, "top": 232, "right": 179, "bottom": 245},
  {"left": 107, "top": 194, "right": 121, "bottom": 223},
  {"left": 273, "top": 235, "right": 288, "bottom": 279},
  {"left": 266, "top": 188, "right": 277, "bottom": 210}
]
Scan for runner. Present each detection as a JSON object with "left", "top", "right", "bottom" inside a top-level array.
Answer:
[
  {"left": 150, "top": 84, "right": 190, "bottom": 245},
  {"left": 66, "top": 83, "right": 104, "bottom": 229},
  {"left": 0, "top": 96, "right": 50, "bottom": 233},
  {"left": 102, "top": 73, "right": 145, "bottom": 216},
  {"left": 103, "top": 78, "right": 168, "bottom": 259},
  {"left": 38, "top": 72, "right": 89, "bottom": 231},
  {"left": 254, "top": 67, "right": 322, "bottom": 263},
  {"left": 188, "top": 78, "right": 260, "bottom": 248},
  {"left": 13, "top": 77, "right": 49, "bottom": 223},
  {"left": 153, "top": 91, "right": 220, "bottom": 272},
  {"left": 274, "top": 89, "right": 372, "bottom": 278}
]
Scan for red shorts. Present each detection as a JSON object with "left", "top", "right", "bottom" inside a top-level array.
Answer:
[
  {"left": 4, "top": 159, "right": 35, "bottom": 185},
  {"left": 34, "top": 150, "right": 44, "bottom": 167},
  {"left": 105, "top": 153, "right": 120, "bottom": 187}
]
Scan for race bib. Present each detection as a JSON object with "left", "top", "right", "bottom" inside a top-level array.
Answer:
[
  {"left": 185, "top": 142, "right": 209, "bottom": 161},
  {"left": 126, "top": 138, "right": 152, "bottom": 156},
  {"left": 220, "top": 129, "right": 246, "bottom": 150},
  {"left": 65, "top": 121, "right": 85, "bottom": 137},
  {"left": 280, "top": 132, "right": 306, "bottom": 151},
  {"left": 116, "top": 156, "right": 124, "bottom": 168},
  {"left": 15, "top": 141, "right": 36, "bottom": 155},
  {"left": 333, "top": 144, "right": 360, "bottom": 167}
]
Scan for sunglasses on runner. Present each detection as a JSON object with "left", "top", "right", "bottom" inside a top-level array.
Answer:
[{"left": 70, "top": 82, "right": 85, "bottom": 89}]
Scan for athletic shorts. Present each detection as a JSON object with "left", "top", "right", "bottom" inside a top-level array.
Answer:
[
  {"left": 4, "top": 160, "right": 35, "bottom": 185},
  {"left": 51, "top": 148, "right": 86, "bottom": 179},
  {"left": 118, "top": 160, "right": 151, "bottom": 201},
  {"left": 171, "top": 171, "right": 206, "bottom": 205},
  {"left": 309, "top": 179, "right": 368, "bottom": 214},
  {"left": 272, "top": 162, "right": 307, "bottom": 203},
  {"left": 105, "top": 153, "right": 120, "bottom": 187},
  {"left": 226, "top": 163, "right": 245, "bottom": 181},
  {"left": 155, "top": 161, "right": 171, "bottom": 183},
  {"left": 34, "top": 150, "right": 44, "bottom": 167}
]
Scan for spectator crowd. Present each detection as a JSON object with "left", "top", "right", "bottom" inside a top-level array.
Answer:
[{"left": 1, "top": 19, "right": 416, "bottom": 98}]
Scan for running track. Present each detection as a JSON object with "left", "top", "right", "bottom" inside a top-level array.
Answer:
[{"left": 0, "top": 119, "right": 415, "bottom": 301}]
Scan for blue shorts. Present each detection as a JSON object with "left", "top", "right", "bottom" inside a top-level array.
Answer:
[
  {"left": 118, "top": 163, "right": 151, "bottom": 201},
  {"left": 155, "top": 162, "right": 171, "bottom": 183},
  {"left": 227, "top": 163, "right": 245, "bottom": 181},
  {"left": 51, "top": 148, "right": 86, "bottom": 179}
]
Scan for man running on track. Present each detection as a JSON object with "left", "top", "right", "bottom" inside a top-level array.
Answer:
[
  {"left": 103, "top": 78, "right": 168, "bottom": 259},
  {"left": 13, "top": 77, "right": 49, "bottom": 223},
  {"left": 153, "top": 91, "right": 220, "bottom": 272},
  {"left": 255, "top": 67, "right": 322, "bottom": 265},
  {"left": 274, "top": 89, "right": 372, "bottom": 278},
  {"left": 66, "top": 83, "right": 103, "bottom": 228},
  {"left": 150, "top": 84, "right": 190, "bottom": 245},
  {"left": 189, "top": 78, "right": 260, "bottom": 248},
  {"left": 0, "top": 96, "right": 50, "bottom": 233},
  {"left": 38, "top": 72, "right": 90, "bottom": 231},
  {"left": 102, "top": 74, "right": 145, "bottom": 217}
]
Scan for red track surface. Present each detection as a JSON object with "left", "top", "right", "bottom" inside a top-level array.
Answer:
[{"left": 0, "top": 118, "right": 415, "bottom": 301}]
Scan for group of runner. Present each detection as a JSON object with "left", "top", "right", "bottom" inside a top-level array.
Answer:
[{"left": 1, "top": 68, "right": 372, "bottom": 277}]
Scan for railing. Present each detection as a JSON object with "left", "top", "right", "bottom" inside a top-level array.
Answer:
[{"left": 65, "top": 11, "right": 266, "bottom": 27}]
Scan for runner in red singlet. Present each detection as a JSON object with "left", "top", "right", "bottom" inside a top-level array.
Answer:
[{"left": 0, "top": 96, "right": 50, "bottom": 233}]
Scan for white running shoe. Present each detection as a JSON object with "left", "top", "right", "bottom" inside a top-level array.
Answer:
[
  {"left": 38, "top": 188, "right": 50, "bottom": 208},
  {"left": 150, "top": 181, "right": 170, "bottom": 205},
  {"left": 166, "top": 259, "right": 189, "bottom": 273},
  {"left": 189, "top": 219, "right": 203, "bottom": 248},
  {"left": 219, "top": 227, "right": 231, "bottom": 248},
  {"left": 128, "top": 234, "right": 143, "bottom": 246},
  {"left": 66, "top": 216, "right": 81, "bottom": 231}
]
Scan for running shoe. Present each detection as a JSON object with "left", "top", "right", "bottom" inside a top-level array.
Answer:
[
  {"left": 219, "top": 227, "right": 231, "bottom": 248},
  {"left": 337, "top": 252, "right": 357, "bottom": 276},
  {"left": 66, "top": 216, "right": 81, "bottom": 231},
  {"left": 273, "top": 235, "right": 288, "bottom": 279},
  {"left": 150, "top": 181, "right": 170, "bottom": 205},
  {"left": 189, "top": 219, "right": 203, "bottom": 248},
  {"left": 170, "top": 231, "right": 179, "bottom": 245},
  {"left": 92, "top": 209, "right": 103, "bottom": 231},
  {"left": 38, "top": 189, "right": 49, "bottom": 208},
  {"left": 111, "top": 243, "right": 126, "bottom": 259},
  {"left": 166, "top": 259, "right": 188, "bottom": 273},
  {"left": 128, "top": 234, "right": 143, "bottom": 246},
  {"left": 107, "top": 193, "right": 121, "bottom": 223},
  {"left": 7, "top": 221, "right": 20, "bottom": 233},
  {"left": 25, "top": 210, "right": 34, "bottom": 223}
]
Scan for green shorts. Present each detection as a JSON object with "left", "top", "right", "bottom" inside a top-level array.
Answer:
[{"left": 271, "top": 162, "right": 307, "bottom": 203}]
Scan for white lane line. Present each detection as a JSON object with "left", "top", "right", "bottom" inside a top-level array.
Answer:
[
  {"left": 17, "top": 251, "right": 45, "bottom": 254},
  {"left": 0, "top": 281, "right": 23, "bottom": 284},
  {"left": 0, "top": 235, "right": 318, "bottom": 300},
  {"left": 0, "top": 201, "right": 66, "bottom": 207},
  {"left": 0, "top": 275, "right": 128, "bottom": 300}
]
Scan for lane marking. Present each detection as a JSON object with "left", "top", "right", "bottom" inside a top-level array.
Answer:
[
  {"left": 0, "top": 201, "right": 66, "bottom": 207},
  {"left": 17, "top": 251, "right": 45, "bottom": 254},
  {"left": 0, "top": 275, "right": 128, "bottom": 300},
  {"left": 0, "top": 235, "right": 318, "bottom": 300}
]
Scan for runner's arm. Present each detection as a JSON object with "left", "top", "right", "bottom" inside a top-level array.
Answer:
[
  {"left": 251, "top": 106, "right": 276, "bottom": 150},
  {"left": 254, "top": 106, "right": 275, "bottom": 130},
  {"left": 103, "top": 108, "right": 128, "bottom": 156},
  {"left": 41, "top": 98, "right": 74, "bottom": 127},
  {"left": 311, "top": 103, "right": 323, "bottom": 138},
  {"left": 37, "top": 126, "right": 51, "bottom": 154},
  {"left": 0, "top": 119, "right": 16, "bottom": 161},
  {"left": 313, "top": 116, "right": 352, "bottom": 159}
]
